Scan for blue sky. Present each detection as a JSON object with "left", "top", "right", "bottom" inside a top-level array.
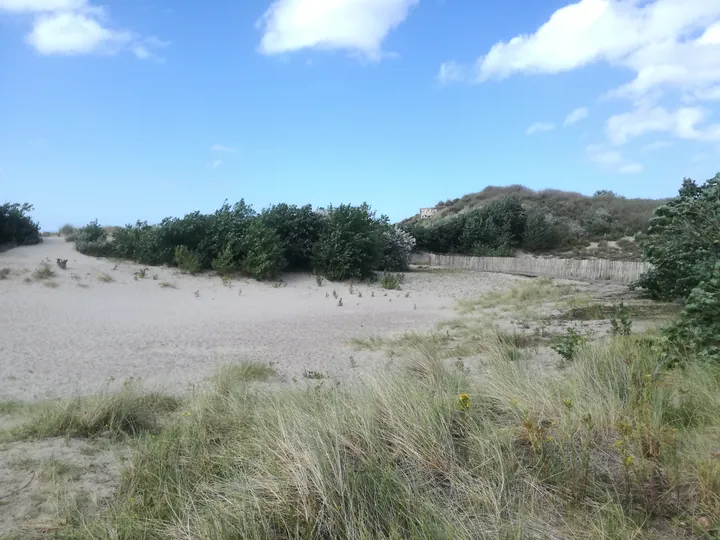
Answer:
[{"left": 1, "top": 0, "right": 720, "bottom": 230}]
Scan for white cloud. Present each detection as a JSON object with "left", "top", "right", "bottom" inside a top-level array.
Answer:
[
  {"left": 257, "top": 0, "right": 418, "bottom": 59},
  {"left": 26, "top": 11, "right": 130, "bottom": 54},
  {"left": 210, "top": 144, "right": 237, "bottom": 153},
  {"left": 437, "top": 61, "right": 469, "bottom": 84},
  {"left": 1, "top": 0, "right": 167, "bottom": 59},
  {"left": 526, "top": 122, "right": 555, "bottom": 135},
  {"left": 564, "top": 106, "right": 589, "bottom": 126},
  {"left": 210, "top": 159, "right": 223, "bottom": 169},
  {"left": 586, "top": 143, "right": 643, "bottom": 174},
  {"left": 606, "top": 106, "right": 720, "bottom": 145},
  {"left": 0, "top": 0, "right": 85, "bottom": 11},
  {"left": 641, "top": 140, "right": 673, "bottom": 152}
]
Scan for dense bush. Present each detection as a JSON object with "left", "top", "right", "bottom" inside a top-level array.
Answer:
[
  {"left": 0, "top": 202, "right": 41, "bottom": 247},
  {"left": 380, "top": 225, "right": 416, "bottom": 271},
  {"left": 635, "top": 174, "right": 720, "bottom": 358},
  {"left": 75, "top": 220, "right": 114, "bottom": 257},
  {"left": 635, "top": 176, "right": 719, "bottom": 301},
  {"left": 260, "top": 204, "right": 323, "bottom": 270},
  {"left": 75, "top": 201, "right": 414, "bottom": 282},
  {"left": 313, "top": 204, "right": 384, "bottom": 281}
]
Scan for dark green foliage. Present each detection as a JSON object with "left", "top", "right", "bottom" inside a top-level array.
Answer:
[
  {"left": 74, "top": 220, "right": 114, "bottom": 257},
  {"left": 666, "top": 262, "right": 720, "bottom": 359},
  {"left": 211, "top": 243, "right": 237, "bottom": 276},
  {"left": 240, "top": 219, "right": 286, "bottom": 280},
  {"left": 313, "top": 204, "right": 384, "bottom": 281},
  {"left": 260, "top": 204, "right": 324, "bottom": 270},
  {"left": 634, "top": 175, "right": 720, "bottom": 301},
  {"left": 0, "top": 202, "right": 41, "bottom": 247},
  {"left": 522, "top": 213, "right": 560, "bottom": 252},
  {"left": 610, "top": 303, "right": 632, "bottom": 336},
  {"left": 380, "top": 225, "right": 416, "bottom": 271},
  {"left": 381, "top": 272, "right": 404, "bottom": 290}
]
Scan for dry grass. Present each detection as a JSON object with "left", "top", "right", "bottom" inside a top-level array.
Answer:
[
  {"left": 97, "top": 273, "right": 114, "bottom": 283},
  {"left": 26, "top": 328, "right": 716, "bottom": 540},
  {"left": 32, "top": 262, "right": 55, "bottom": 280},
  {"left": 158, "top": 281, "right": 177, "bottom": 289},
  {"left": 457, "top": 278, "right": 577, "bottom": 313}
]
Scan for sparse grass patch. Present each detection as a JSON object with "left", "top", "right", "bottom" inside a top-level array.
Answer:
[
  {"left": 43, "top": 280, "right": 59, "bottom": 288},
  {"left": 0, "top": 399, "right": 23, "bottom": 414},
  {"left": 458, "top": 278, "right": 576, "bottom": 313},
  {"left": 32, "top": 261, "right": 55, "bottom": 280},
  {"left": 555, "top": 301, "right": 682, "bottom": 321},
  {"left": 381, "top": 272, "right": 404, "bottom": 290},
  {"left": 10, "top": 382, "right": 181, "bottom": 440},
  {"left": 302, "top": 370, "right": 326, "bottom": 380},
  {"left": 213, "top": 362, "right": 277, "bottom": 395},
  {"left": 158, "top": 281, "right": 177, "bottom": 289},
  {"left": 97, "top": 272, "right": 114, "bottom": 283}
]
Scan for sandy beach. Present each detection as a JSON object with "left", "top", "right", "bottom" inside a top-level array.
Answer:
[{"left": 0, "top": 237, "right": 531, "bottom": 401}]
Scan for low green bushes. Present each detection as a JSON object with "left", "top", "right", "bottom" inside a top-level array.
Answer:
[{"left": 74, "top": 201, "right": 416, "bottom": 281}]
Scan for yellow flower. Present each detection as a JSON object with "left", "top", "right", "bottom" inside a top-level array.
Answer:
[
  {"left": 458, "top": 393, "right": 471, "bottom": 410},
  {"left": 562, "top": 398, "right": 573, "bottom": 409},
  {"left": 624, "top": 455, "right": 635, "bottom": 467}
]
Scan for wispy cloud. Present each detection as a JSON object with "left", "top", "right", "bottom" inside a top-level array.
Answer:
[
  {"left": 210, "top": 159, "right": 223, "bottom": 169},
  {"left": 525, "top": 122, "right": 555, "bottom": 135},
  {"left": 641, "top": 140, "right": 673, "bottom": 152},
  {"left": 210, "top": 144, "right": 237, "bottom": 153},
  {"left": 586, "top": 144, "right": 643, "bottom": 174},
  {"left": 564, "top": 106, "right": 589, "bottom": 127}
]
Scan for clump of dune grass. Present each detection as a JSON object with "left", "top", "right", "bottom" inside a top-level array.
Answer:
[
  {"left": 52, "top": 330, "right": 720, "bottom": 539},
  {"left": 0, "top": 267, "right": 10, "bottom": 280},
  {"left": 458, "top": 278, "right": 577, "bottom": 313},
  {"left": 32, "top": 261, "right": 55, "bottom": 280},
  {"left": 97, "top": 272, "right": 114, "bottom": 283},
  {"left": 11, "top": 382, "right": 180, "bottom": 440},
  {"left": 158, "top": 281, "right": 177, "bottom": 289},
  {"left": 213, "top": 362, "right": 277, "bottom": 395}
]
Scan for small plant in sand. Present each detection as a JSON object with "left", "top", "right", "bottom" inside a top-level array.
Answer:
[
  {"left": 405, "top": 291, "right": 410, "bottom": 298},
  {"left": 303, "top": 370, "right": 325, "bottom": 380},
  {"left": 357, "top": 291, "right": 362, "bottom": 298},
  {"left": 551, "top": 328, "right": 587, "bottom": 363},
  {"left": 610, "top": 302, "right": 633, "bottom": 336},
  {"left": 152, "top": 273, "right": 159, "bottom": 280},
  {"left": 158, "top": 282, "right": 177, "bottom": 289},
  {"left": 349, "top": 284, "right": 355, "bottom": 295},
  {"left": 43, "top": 281, "right": 59, "bottom": 288},
  {"left": 194, "top": 290, "right": 200, "bottom": 297},
  {"left": 97, "top": 272, "right": 114, "bottom": 283},
  {"left": 32, "top": 261, "right": 55, "bottom": 280},
  {"left": 337, "top": 298, "right": 343, "bottom": 307},
  {"left": 325, "top": 292, "right": 329, "bottom": 298},
  {"left": 0, "top": 268, "right": 10, "bottom": 280},
  {"left": 332, "top": 289, "right": 338, "bottom": 299},
  {"left": 56, "top": 258, "right": 68, "bottom": 270},
  {"left": 381, "top": 272, "right": 404, "bottom": 290},
  {"left": 315, "top": 275, "right": 324, "bottom": 287},
  {"left": 371, "top": 291, "right": 375, "bottom": 297},
  {"left": 135, "top": 267, "right": 148, "bottom": 279}
]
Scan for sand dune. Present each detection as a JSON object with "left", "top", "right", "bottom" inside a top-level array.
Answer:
[{"left": 0, "top": 237, "right": 527, "bottom": 401}]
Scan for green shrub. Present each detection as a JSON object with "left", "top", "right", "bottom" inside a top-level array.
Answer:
[
  {"left": 0, "top": 202, "right": 41, "bottom": 247},
  {"left": 380, "top": 225, "right": 416, "bottom": 271},
  {"left": 552, "top": 328, "right": 587, "bottom": 362},
  {"left": 240, "top": 219, "right": 286, "bottom": 280},
  {"left": 74, "top": 220, "right": 115, "bottom": 257},
  {"left": 260, "top": 204, "right": 324, "bottom": 270},
  {"left": 313, "top": 203, "right": 383, "bottom": 281},
  {"left": 634, "top": 175, "right": 719, "bottom": 300},
  {"left": 211, "top": 242, "right": 237, "bottom": 276},
  {"left": 174, "top": 245, "right": 202, "bottom": 274}
]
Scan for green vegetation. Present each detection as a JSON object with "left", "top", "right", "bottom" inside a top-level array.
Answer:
[
  {"left": 380, "top": 271, "right": 404, "bottom": 290},
  {"left": 404, "top": 185, "right": 665, "bottom": 257},
  {"left": 5, "top": 331, "right": 713, "bottom": 539},
  {"left": 59, "top": 223, "right": 76, "bottom": 236},
  {"left": 0, "top": 202, "right": 41, "bottom": 248},
  {"left": 635, "top": 174, "right": 720, "bottom": 358},
  {"left": 32, "top": 260, "right": 55, "bottom": 280},
  {"left": 76, "top": 201, "right": 415, "bottom": 282},
  {"left": 10, "top": 382, "right": 180, "bottom": 440}
]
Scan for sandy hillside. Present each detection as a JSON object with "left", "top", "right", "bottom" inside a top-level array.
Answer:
[{"left": 0, "top": 237, "right": 530, "bottom": 401}]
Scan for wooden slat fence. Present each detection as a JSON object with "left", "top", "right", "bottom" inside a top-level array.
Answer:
[{"left": 410, "top": 252, "right": 651, "bottom": 284}]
